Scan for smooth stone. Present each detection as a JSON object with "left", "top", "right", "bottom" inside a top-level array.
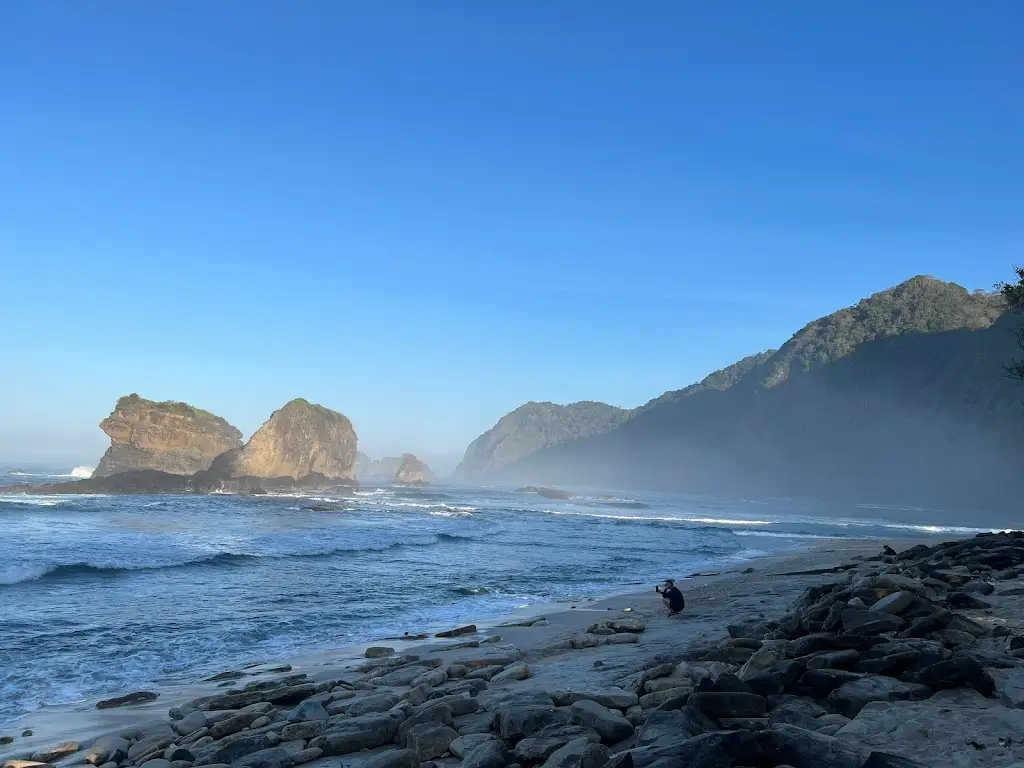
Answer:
[
  {"left": 404, "top": 723, "right": 459, "bottom": 761},
  {"left": 762, "top": 724, "right": 867, "bottom": 768},
  {"left": 827, "top": 677, "right": 932, "bottom": 718},
  {"left": 569, "top": 700, "right": 633, "bottom": 744},
  {"left": 634, "top": 707, "right": 715, "bottom": 748},
  {"left": 139, "top": 761, "right": 172, "bottom": 768},
  {"left": 365, "top": 647, "right": 395, "bottom": 659},
  {"left": 361, "top": 749, "right": 418, "bottom": 768},
  {"left": 462, "top": 740, "right": 510, "bottom": 768},
  {"left": 841, "top": 610, "right": 906, "bottom": 635},
  {"left": 870, "top": 592, "right": 914, "bottom": 615},
  {"left": 558, "top": 690, "right": 638, "bottom": 710},
  {"left": 286, "top": 699, "right": 329, "bottom": 723},
  {"left": 96, "top": 691, "right": 159, "bottom": 709},
  {"left": 279, "top": 721, "right": 326, "bottom": 741},
  {"left": 307, "top": 713, "right": 401, "bottom": 756},
  {"left": 912, "top": 657, "right": 995, "bottom": 696},
  {"left": 540, "top": 738, "right": 594, "bottom": 768},
  {"left": 173, "top": 712, "right": 208, "bottom": 737},
  {"left": 450, "top": 734, "right": 495, "bottom": 759},
  {"left": 491, "top": 664, "right": 530, "bottom": 683},
  {"left": 513, "top": 724, "right": 599, "bottom": 762},
  {"left": 492, "top": 704, "right": 559, "bottom": 740}
]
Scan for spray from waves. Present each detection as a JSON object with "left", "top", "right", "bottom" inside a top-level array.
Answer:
[
  {"left": 1, "top": 533, "right": 478, "bottom": 586},
  {"left": 71, "top": 466, "right": 94, "bottom": 479}
]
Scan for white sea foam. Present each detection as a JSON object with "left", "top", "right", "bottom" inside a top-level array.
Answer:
[
  {"left": 546, "top": 509, "right": 772, "bottom": 526},
  {"left": 0, "top": 564, "right": 53, "bottom": 585},
  {"left": 0, "top": 496, "right": 62, "bottom": 506},
  {"left": 71, "top": 466, "right": 94, "bottom": 479}
]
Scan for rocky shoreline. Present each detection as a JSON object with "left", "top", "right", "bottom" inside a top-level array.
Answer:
[{"left": 6, "top": 533, "right": 1024, "bottom": 768}]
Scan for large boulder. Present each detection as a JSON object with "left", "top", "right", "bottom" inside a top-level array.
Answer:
[
  {"left": 836, "top": 699, "right": 1024, "bottom": 765},
  {"left": 211, "top": 398, "right": 357, "bottom": 481},
  {"left": 514, "top": 724, "right": 600, "bottom": 762},
  {"left": 761, "top": 724, "right": 868, "bottom": 768},
  {"left": 94, "top": 394, "right": 242, "bottom": 477},
  {"left": 827, "top": 677, "right": 932, "bottom": 718},
  {"left": 308, "top": 713, "right": 402, "bottom": 756},
  {"left": 569, "top": 700, "right": 634, "bottom": 744}
]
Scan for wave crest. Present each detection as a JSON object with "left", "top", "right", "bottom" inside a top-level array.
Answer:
[{"left": 1, "top": 533, "right": 476, "bottom": 586}]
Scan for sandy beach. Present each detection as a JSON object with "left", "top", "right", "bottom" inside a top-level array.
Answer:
[{"left": 0, "top": 537, "right": 920, "bottom": 757}]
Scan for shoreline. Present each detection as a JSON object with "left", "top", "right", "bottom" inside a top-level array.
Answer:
[{"left": 0, "top": 535, "right": 928, "bottom": 755}]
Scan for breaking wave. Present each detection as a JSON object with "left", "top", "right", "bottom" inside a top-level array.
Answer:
[{"left": 0, "top": 533, "right": 476, "bottom": 586}]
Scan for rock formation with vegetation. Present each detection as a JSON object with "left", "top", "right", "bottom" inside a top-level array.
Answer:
[
  {"left": 93, "top": 394, "right": 242, "bottom": 477},
  {"left": 211, "top": 398, "right": 357, "bottom": 481},
  {"left": 453, "top": 401, "right": 631, "bottom": 480},
  {"left": 393, "top": 454, "right": 432, "bottom": 485}
]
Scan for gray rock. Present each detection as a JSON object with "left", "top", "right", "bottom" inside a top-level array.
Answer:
[
  {"left": 128, "top": 737, "right": 174, "bottom": 762},
  {"left": 763, "top": 724, "right": 867, "bottom": 768},
  {"left": 559, "top": 690, "right": 638, "bottom": 710},
  {"left": 462, "top": 740, "right": 510, "bottom": 768},
  {"left": 397, "top": 702, "right": 454, "bottom": 743},
  {"left": 540, "top": 738, "right": 592, "bottom": 768},
  {"left": 172, "top": 712, "right": 208, "bottom": 737},
  {"left": 365, "top": 647, "right": 395, "bottom": 658},
  {"left": 687, "top": 692, "right": 766, "bottom": 718},
  {"left": 580, "top": 743, "right": 610, "bottom": 768},
  {"left": 827, "top": 677, "right": 933, "bottom": 718},
  {"left": 466, "top": 665, "right": 504, "bottom": 681},
  {"left": 30, "top": 744, "right": 80, "bottom": 764},
  {"left": 346, "top": 693, "right": 402, "bottom": 717},
  {"left": 806, "top": 650, "right": 860, "bottom": 670},
  {"left": 870, "top": 592, "right": 914, "bottom": 615},
  {"left": 841, "top": 610, "right": 906, "bottom": 635},
  {"left": 280, "top": 721, "right": 326, "bottom": 740},
  {"left": 569, "top": 700, "right": 633, "bottom": 744},
  {"left": 455, "top": 712, "right": 495, "bottom": 735},
  {"left": 139, "top": 760, "right": 171, "bottom": 768},
  {"left": 289, "top": 747, "right": 322, "bottom": 766},
  {"left": 451, "top": 734, "right": 496, "bottom": 759},
  {"left": 990, "top": 667, "right": 1024, "bottom": 708},
  {"left": 308, "top": 713, "right": 401, "bottom": 756},
  {"left": 163, "top": 746, "right": 194, "bottom": 762},
  {"left": 361, "top": 749, "right": 418, "bottom": 768},
  {"left": 287, "top": 699, "right": 329, "bottom": 722},
  {"left": 84, "top": 737, "right": 130, "bottom": 766},
  {"left": 604, "top": 634, "right": 639, "bottom": 645},
  {"left": 634, "top": 707, "right": 715, "bottom": 748},
  {"left": 193, "top": 732, "right": 277, "bottom": 766},
  {"left": 232, "top": 747, "right": 292, "bottom": 768},
  {"left": 836, "top": 699, "right": 1024, "bottom": 765},
  {"left": 405, "top": 723, "right": 459, "bottom": 761},
  {"left": 514, "top": 725, "right": 600, "bottom": 762},
  {"left": 493, "top": 704, "right": 559, "bottom": 740},
  {"left": 413, "top": 694, "right": 479, "bottom": 718},
  {"left": 738, "top": 640, "right": 788, "bottom": 680},
  {"left": 637, "top": 687, "right": 693, "bottom": 709},
  {"left": 491, "top": 664, "right": 530, "bottom": 683}
]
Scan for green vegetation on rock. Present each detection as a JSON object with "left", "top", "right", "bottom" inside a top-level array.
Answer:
[{"left": 453, "top": 400, "right": 632, "bottom": 479}]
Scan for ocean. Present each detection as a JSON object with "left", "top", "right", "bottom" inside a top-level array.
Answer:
[{"left": 0, "top": 469, "right": 1006, "bottom": 726}]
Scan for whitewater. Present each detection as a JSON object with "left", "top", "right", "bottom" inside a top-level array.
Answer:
[{"left": 0, "top": 472, "right": 1007, "bottom": 726}]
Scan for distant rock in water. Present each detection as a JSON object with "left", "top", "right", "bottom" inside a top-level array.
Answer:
[
  {"left": 454, "top": 401, "right": 632, "bottom": 480},
  {"left": 356, "top": 452, "right": 404, "bottom": 482},
  {"left": 211, "top": 398, "right": 357, "bottom": 481},
  {"left": 516, "top": 486, "right": 573, "bottom": 499},
  {"left": 394, "top": 454, "right": 433, "bottom": 485},
  {"left": 94, "top": 394, "right": 242, "bottom": 477}
]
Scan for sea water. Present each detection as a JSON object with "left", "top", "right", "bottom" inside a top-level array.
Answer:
[{"left": 0, "top": 472, "right": 1005, "bottom": 725}]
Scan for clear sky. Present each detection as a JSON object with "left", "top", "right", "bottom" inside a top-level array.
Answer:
[{"left": 1, "top": 1, "right": 1021, "bottom": 467}]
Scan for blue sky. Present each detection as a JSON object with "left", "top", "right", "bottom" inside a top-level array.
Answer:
[{"left": 1, "top": 2, "right": 1021, "bottom": 467}]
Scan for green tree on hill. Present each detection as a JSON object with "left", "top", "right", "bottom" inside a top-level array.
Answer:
[{"left": 999, "top": 266, "right": 1024, "bottom": 380}]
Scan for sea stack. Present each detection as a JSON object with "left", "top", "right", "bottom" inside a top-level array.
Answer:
[
  {"left": 212, "top": 398, "right": 357, "bottom": 482},
  {"left": 94, "top": 394, "right": 243, "bottom": 477},
  {"left": 393, "top": 454, "right": 432, "bottom": 485}
]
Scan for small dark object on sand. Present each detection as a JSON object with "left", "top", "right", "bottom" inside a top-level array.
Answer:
[{"left": 96, "top": 691, "right": 159, "bottom": 709}]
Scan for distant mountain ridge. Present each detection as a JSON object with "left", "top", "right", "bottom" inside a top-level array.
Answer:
[
  {"left": 453, "top": 400, "right": 631, "bottom": 479},
  {"left": 470, "top": 276, "right": 1024, "bottom": 511}
]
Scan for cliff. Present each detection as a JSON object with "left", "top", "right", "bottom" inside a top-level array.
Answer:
[
  {"left": 93, "top": 394, "right": 242, "bottom": 477},
  {"left": 212, "top": 398, "right": 357, "bottom": 481},
  {"left": 453, "top": 401, "right": 631, "bottom": 479},
  {"left": 496, "top": 276, "right": 1024, "bottom": 511},
  {"left": 393, "top": 454, "right": 433, "bottom": 485}
]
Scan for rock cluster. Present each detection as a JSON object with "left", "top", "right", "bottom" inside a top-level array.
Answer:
[
  {"left": 94, "top": 394, "right": 242, "bottom": 477},
  {"left": 605, "top": 531, "right": 1024, "bottom": 766}
]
